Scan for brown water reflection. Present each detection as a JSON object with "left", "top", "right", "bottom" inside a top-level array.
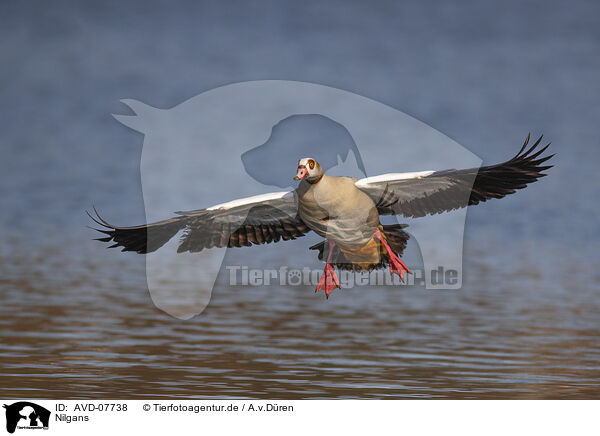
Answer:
[{"left": 1, "top": 242, "right": 599, "bottom": 399}]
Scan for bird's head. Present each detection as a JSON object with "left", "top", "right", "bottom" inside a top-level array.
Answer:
[{"left": 295, "top": 158, "right": 323, "bottom": 183}]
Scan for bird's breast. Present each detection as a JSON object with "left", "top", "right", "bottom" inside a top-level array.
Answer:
[{"left": 297, "top": 176, "right": 379, "bottom": 247}]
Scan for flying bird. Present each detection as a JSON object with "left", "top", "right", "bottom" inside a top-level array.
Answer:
[{"left": 90, "top": 134, "right": 552, "bottom": 297}]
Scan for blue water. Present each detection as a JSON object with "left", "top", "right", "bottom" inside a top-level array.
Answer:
[{"left": 0, "top": 0, "right": 599, "bottom": 398}]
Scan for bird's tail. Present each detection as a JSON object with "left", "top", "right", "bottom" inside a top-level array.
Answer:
[
  {"left": 87, "top": 208, "right": 187, "bottom": 254},
  {"left": 380, "top": 224, "right": 410, "bottom": 258}
]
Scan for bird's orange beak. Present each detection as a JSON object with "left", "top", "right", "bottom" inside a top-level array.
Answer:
[{"left": 294, "top": 166, "right": 308, "bottom": 181}]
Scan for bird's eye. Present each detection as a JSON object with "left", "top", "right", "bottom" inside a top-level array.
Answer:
[{"left": 308, "top": 159, "right": 315, "bottom": 169}]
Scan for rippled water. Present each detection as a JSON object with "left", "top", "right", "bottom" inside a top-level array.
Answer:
[
  {"left": 1, "top": 0, "right": 600, "bottom": 399},
  {"left": 1, "top": 236, "right": 599, "bottom": 399}
]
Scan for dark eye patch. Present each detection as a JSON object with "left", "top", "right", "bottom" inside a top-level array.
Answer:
[{"left": 308, "top": 159, "right": 315, "bottom": 169}]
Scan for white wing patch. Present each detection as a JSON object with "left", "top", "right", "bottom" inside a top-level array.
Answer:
[
  {"left": 206, "top": 191, "right": 292, "bottom": 211},
  {"left": 355, "top": 171, "right": 435, "bottom": 187}
]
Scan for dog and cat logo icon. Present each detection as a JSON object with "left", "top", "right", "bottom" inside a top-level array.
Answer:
[{"left": 3, "top": 402, "right": 50, "bottom": 433}]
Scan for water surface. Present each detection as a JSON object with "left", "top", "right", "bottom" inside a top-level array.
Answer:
[{"left": 1, "top": 0, "right": 599, "bottom": 399}]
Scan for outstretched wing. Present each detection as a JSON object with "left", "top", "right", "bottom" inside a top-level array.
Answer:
[
  {"left": 89, "top": 191, "right": 310, "bottom": 254},
  {"left": 356, "top": 134, "right": 553, "bottom": 218}
]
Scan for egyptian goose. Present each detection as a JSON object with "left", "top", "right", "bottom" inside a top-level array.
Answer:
[{"left": 90, "top": 134, "right": 552, "bottom": 297}]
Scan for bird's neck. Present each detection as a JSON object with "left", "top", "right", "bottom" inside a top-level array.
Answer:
[{"left": 307, "top": 174, "right": 324, "bottom": 184}]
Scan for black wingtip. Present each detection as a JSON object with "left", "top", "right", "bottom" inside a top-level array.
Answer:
[
  {"left": 92, "top": 206, "right": 114, "bottom": 227},
  {"left": 86, "top": 207, "right": 120, "bottom": 231},
  {"left": 529, "top": 142, "right": 551, "bottom": 160},
  {"left": 86, "top": 208, "right": 104, "bottom": 227},
  {"left": 517, "top": 133, "right": 531, "bottom": 155},
  {"left": 521, "top": 134, "right": 543, "bottom": 158},
  {"left": 86, "top": 209, "right": 103, "bottom": 227}
]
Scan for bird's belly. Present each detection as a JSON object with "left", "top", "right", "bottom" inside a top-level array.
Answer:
[
  {"left": 339, "top": 236, "right": 382, "bottom": 267},
  {"left": 298, "top": 199, "right": 377, "bottom": 248}
]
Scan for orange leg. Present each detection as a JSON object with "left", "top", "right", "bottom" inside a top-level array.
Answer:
[
  {"left": 316, "top": 240, "right": 341, "bottom": 298},
  {"left": 373, "top": 228, "right": 411, "bottom": 281}
]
